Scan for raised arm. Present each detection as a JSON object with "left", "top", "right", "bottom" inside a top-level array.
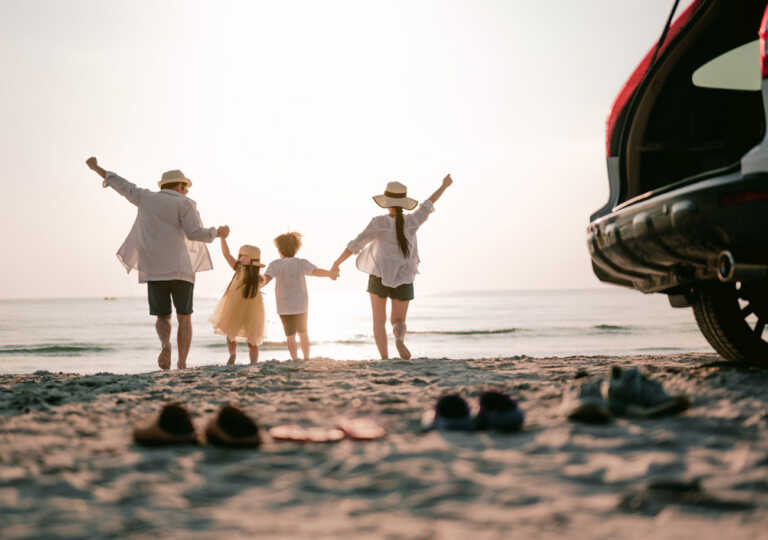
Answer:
[
  {"left": 85, "top": 157, "right": 107, "bottom": 179},
  {"left": 219, "top": 231, "right": 237, "bottom": 269},
  {"left": 86, "top": 156, "right": 146, "bottom": 206},
  {"left": 427, "top": 174, "right": 453, "bottom": 204}
]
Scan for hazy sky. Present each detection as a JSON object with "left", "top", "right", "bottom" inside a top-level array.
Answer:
[{"left": 0, "top": 0, "right": 696, "bottom": 298}]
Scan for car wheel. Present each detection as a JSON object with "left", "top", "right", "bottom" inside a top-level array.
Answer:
[{"left": 692, "top": 280, "right": 768, "bottom": 364}]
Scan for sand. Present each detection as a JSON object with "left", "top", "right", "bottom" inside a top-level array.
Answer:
[{"left": 2, "top": 353, "right": 768, "bottom": 539}]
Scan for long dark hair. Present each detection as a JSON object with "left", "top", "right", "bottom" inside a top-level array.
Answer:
[
  {"left": 239, "top": 264, "right": 262, "bottom": 299},
  {"left": 224, "top": 262, "right": 261, "bottom": 299},
  {"left": 394, "top": 206, "right": 409, "bottom": 257}
]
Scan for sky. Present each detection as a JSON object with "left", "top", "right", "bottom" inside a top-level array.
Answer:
[{"left": 0, "top": 0, "right": 697, "bottom": 299}]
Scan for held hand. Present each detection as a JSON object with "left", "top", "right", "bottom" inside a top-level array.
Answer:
[
  {"left": 217, "top": 225, "right": 230, "bottom": 238},
  {"left": 86, "top": 157, "right": 98, "bottom": 169},
  {"left": 442, "top": 174, "right": 453, "bottom": 188},
  {"left": 330, "top": 267, "right": 340, "bottom": 280}
]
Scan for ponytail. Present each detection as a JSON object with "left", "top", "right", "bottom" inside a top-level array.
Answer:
[
  {"left": 241, "top": 265, "right": 262, "bottom": 299},
  {"left": 394, "top": 206, "right": 409, "bottom": 257}
]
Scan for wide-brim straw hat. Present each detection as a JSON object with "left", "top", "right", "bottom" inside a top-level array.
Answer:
[
  {"left": 372, "top": 181, "right": 418, "bottom": 210},
  {"left": 158, "top": 169, "right": 192, "bottom": 188},
  {"left": 238, "top": 245, "right": 266, "bottom": 267}
]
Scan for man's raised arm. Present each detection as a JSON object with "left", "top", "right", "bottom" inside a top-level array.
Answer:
[{"left": 86, "top": 156, "right": 145, "bottom": 206}]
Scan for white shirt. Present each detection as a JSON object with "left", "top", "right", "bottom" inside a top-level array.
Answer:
[
  {"left": 104, "top": 172, "right": 217, "bottom": 284},
  {"left": 346, "top": 200, "right": 434, "bottom": 288},
  {"left": 265, "top": 257, "right": 317, "bottom": 315}
]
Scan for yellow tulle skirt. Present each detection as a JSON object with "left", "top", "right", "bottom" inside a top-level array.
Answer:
[{"left": 209, "top": 283, "right": 266, "bottom": 345}]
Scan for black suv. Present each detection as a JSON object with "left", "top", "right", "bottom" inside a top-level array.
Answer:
[{"left": 588, "top": 0, "right": 768, "bottom": 364}]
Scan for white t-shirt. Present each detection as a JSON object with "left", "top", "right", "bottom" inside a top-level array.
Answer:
[{"left": 265, "top": 257, "right": 317, "bottom": 315}]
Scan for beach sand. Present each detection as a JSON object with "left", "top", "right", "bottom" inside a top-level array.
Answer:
[{"left": 2, "top": 354, "right": 768, "bottom": 539}]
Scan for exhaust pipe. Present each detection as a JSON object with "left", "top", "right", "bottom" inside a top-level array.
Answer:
[{"left": 717, "top": 251, "right": 768, "bottom": 282}]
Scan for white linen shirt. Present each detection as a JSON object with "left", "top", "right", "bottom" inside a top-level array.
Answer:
[
  {"left": 346, "top": 200, "right": 434, "bottom": 288},
  {"left": 265, "top": 257, "right": 317, "bottom": 315},
  {"left": 104, "top": 172, "right": 217, "bottom": 284}
]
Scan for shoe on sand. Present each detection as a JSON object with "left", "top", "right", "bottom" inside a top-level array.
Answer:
[
  {"left": 607, "top": 366, "right": 690, "bottom": 418},
  {"left": 336, "top": 417, "right": 387, "bottom": 440},
  {"left": 421, "top": 394, "right": 475, "bottom": 431},
  {"left": 561, "top": 379, "right": 612, "bottom": 424},
  {"left": 133, "top": 402, "right": 198, "bottom": 446},
  {"left": 205, "top": 405, "right": 262, "bottom": 448},
  {"left": 393, "top": 321, "right": 411, "bottom": 360},
  {"left": 475, "top": 391, "right": 524, "bottom": 432},
  {"left": 268, "top": 424, "right": 345, "bottom": 443}
]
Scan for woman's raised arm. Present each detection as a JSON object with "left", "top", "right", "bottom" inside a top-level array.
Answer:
[{"left": 428, "top": 174, "right": 453, "bottom": 204}]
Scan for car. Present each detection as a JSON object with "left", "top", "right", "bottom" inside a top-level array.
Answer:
[{"left": 588, "top": 0, "right": 768, "bottom": 364}]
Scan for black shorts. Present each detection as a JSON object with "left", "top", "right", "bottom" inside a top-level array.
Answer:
[
  {"left": 147, "top": 280, "right": 194, "bottom": 316},
  {"left": 279, "top": 313, "right": 308, "bottom": 335},
  {"left": 367, "top": 275, "right": 414, "bottom": 301}
]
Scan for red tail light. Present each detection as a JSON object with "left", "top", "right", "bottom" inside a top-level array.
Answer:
[{"left": 761, "top": 7, "right": 768, "bottom": 78}]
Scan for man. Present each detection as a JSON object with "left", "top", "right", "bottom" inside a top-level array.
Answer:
[{"left": 86, "top": 157, "right": 228, "bottom": 370}]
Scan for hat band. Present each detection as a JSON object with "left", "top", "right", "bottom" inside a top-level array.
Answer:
[{"left": 384, "top": 190, "right": 406, "bottom": 198}]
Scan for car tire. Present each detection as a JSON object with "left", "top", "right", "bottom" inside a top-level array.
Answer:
[{"left": 691, "top": 281, "right": 768, "bottom": 364}]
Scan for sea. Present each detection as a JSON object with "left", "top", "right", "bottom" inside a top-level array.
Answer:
[{"left": 0, "top": 288, "right": 714, "bottom": 375}]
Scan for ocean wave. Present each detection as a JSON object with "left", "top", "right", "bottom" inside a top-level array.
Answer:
[
  {"left": 0, "top": 344, "right": 113, "bottom": 356},
  {"left": 409, "top": 328, "right": 520, "bottom": 336},
  {"left": 592, "top": 324, "right": 633, "bottom": 333}
]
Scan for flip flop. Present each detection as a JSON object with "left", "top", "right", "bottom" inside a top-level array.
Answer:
[
  {"left": 336, "top": 418, "right": 387, "bottom": 440},
  {"left": 421, "top": 394, "right": 476, "bottom": 431},
  {"left": 205, "top": 405, "right": 262, "bottom": 448},
  {"left": 268, "top": 424, "right": 345, "bottom": 443},
  {"left": 474, "top": 391, "right": 524, "bottom": 432},
  {"left": 133, "top": 402, "right": 199, "bottom": 446}
]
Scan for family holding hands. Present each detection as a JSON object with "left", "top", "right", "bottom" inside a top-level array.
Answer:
[{"left": 85, "top": 157, "right": 453, "bottom": 369}]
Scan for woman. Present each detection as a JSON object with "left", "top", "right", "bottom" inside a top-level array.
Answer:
[{"left": 332, "top": 174, "right": 453, "bottom": 359}]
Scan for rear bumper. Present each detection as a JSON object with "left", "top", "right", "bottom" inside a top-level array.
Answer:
[{"left": 587, "top": 171, "right": 768, "bottom": 292}]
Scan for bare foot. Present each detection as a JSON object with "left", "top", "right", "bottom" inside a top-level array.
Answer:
[
  {"left": 227, "top": 354, "right": 236, "bottom": 366},
  {"left": 177, "top": 360, "right": 187, "bottom": 370},
  {"left": 395, "top": 340, "right": 411, "bottom": 360},
  {"left": 158, "top": 343, "right": 171, "bottom": 370},
  {"left": 393, "top": 322, "right": 411, "bottom": 360}
]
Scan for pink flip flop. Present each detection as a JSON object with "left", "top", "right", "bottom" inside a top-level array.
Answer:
[
  {"left": 336, "top": 418, "right": 387, "bottom": 440},
  {"left": 268, "top": 424, "right": 345, "bottom": 443}
]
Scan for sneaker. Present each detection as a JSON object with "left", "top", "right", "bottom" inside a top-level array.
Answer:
[
  {"left": 561, "top": 379, "right": 611, "bottom": 424},
  {"left": 607, "top": 366, "right": 690, "bottom": 418}
]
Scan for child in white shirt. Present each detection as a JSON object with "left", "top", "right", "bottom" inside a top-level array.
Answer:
[{"left": 262, "top": 232, "right": 338, "bottom": 360}]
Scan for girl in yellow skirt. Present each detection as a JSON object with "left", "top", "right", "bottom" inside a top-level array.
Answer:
[{"left": 209, "top": 231, "right": 266, "bottom": 365}]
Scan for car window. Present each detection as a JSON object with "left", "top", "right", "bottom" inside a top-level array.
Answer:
[{"left": 692, "top": 39, "right": 760, "bottom": 91}]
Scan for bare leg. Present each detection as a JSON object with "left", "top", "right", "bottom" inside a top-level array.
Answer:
[
  {"left": 369, "top": 293, "right": 388, "bottom": 360},
  {"left": 286, "top": 334, "right": 299, "bottom": 360},
  {"left": 391, "top": 299, "right": 411, "bottom": 360},
  {"left": 177, "top": 314, "right": 192, "bottom": 369},
  {"left": 155, "top": 315, "right": 172, "bottom": 370},
  {"left": 226, "top": 338, "right": 236, "bottom": 365},
  {"left": 248, "top": 343, "right": 259, "bottom": 364},
  {"left": 298, "top": 331, "right": 310, "bottom": 360}
]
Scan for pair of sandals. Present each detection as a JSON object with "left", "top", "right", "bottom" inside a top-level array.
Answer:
[
  {"left": 421, "top": 391, "right": 525, "bottom": 432},
  {"left": 133, "top": 403, "right": 386, "bottom": 447}
]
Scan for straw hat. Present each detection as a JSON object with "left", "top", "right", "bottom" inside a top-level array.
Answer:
[
  {"left": 238, "top": 245, "right": 265, "bottom": 267},
  {"left": 158, "top": 169, "right": 192, "bottom": 188},
  {"left": 372, "top": 181, "right": 418, "bottom": 210}
]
